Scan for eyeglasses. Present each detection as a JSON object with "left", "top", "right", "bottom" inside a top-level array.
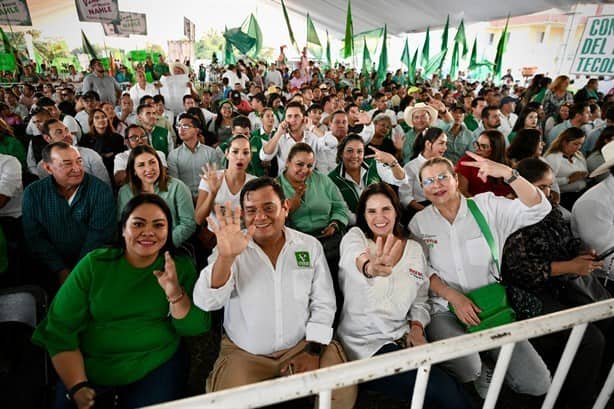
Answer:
[
  {"left": 128, "top": 134, "right": 147, "bottom": 142},
  {"left": 473, "top": 141, "right": 491, "bottom": 150},
  {"left": 178, "top": 124, "right": 195, "bottom": 129},
  {"left": 421, "top": 172, "right": 452, "bottom": 188}
]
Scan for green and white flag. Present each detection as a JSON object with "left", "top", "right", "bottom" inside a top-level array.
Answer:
[
  {"left": 280, "top": 0, "right": 299, "bottom": 53},
  {"left": 439, "top": 15, "right": 449, "bottom": 70},
  {"left": 376, "top": 25, "right": 388, "bottom": 89},
  {"left": 242, "top": 14, "right": 263, "bottom": 58},
  {"left": 493, "top": 15, "right": 510, "bottom": 80},
  {"left": 306, "top": 13, "right": 322, "bottom": 59},
  {"left": 81, "top": 30, "right": 98, "bottom": 59},
  {"left": 421, "top": 26, "right": 430, "bottom": 67},
  {"left": 343, "top": 0, "right": 353, "bottom": 58},
  {"left": 454, "top": 19, "right": 468, "bottom": 58}
]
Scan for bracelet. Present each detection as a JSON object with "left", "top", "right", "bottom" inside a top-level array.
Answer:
[
  {"left": 388, "top": 160, "right": 399, "bottom": 168},
  {"left": 167, "top": 287, "right": 185, "bottom": 304},
  {"left": 66, "top": 381, "right": 91, "bottom": 401},
  {"left": 362, "top": 260, "right": 374, "bottom": 278},
  {"left": 410, "top": 320, "right": 424, "bottom": 331}
]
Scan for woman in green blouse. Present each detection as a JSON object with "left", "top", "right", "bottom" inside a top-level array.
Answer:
[
  {"left": 32, "top": 193, "right": 210, "bottom": 409},
  {"left": 117, "top": 145, "right": 197, "bottom": 247}
]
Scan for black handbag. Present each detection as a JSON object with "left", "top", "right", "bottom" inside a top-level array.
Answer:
[{"left": 558, "top": 274, "right": 612, "bottom": 307}]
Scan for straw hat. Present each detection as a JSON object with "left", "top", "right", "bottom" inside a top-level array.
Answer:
[
  {"left": 403, "top": 102, "right": 438, "bottom": 126},
  {"left": 590, "top": 140, "right": 614, "bottom": 178},
  {"left": 169, "top": 62, "right": 189, "bottom": 75}
]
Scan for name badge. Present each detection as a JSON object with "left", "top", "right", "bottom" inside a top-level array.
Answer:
[{"left": 294, "top": 251, "right": 311, "bottom": 268}]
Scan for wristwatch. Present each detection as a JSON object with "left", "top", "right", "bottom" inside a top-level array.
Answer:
[{"left": 504, "top": 168, "right": 520, "bottom": 184}]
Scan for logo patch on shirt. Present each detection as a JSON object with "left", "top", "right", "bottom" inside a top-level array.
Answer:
[
  {"left": 295, "top": 251, "right": 311, "bottom": 268},
  {"left": 423, "top": 238, "right": 438, "bottom": 249},
  {"left": 408, "top": 268, "right": 425, "bottom": 280}
]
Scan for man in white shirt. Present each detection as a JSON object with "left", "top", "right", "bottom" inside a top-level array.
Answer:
[
  {"left": 572, "top": 141, "right": 614, "bottom": 278},
  {"left": 193, "top": 177, "right": 356, "bottom": 407},
  {"left": 0, "top": 153, "right": 23, "bottom": 282},
  {"left": 113, "top": 124, "right": 167, "bottom": 186},
  {"left": 129, "top": 70, "right": 157, "bottom": 108},
  {"left": 74, "top": 91, "right": 100, "bottom": 135},
  {"left": 36, "top": 97, "right": 82, "bottom": 142},
  {"left": 260, "top": 102, "right": 337, "bottom": 174},
  {"left": 497, "top": 96, "right": 518, "bottom": 138}
]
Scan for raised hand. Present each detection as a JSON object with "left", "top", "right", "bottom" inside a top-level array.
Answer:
[
  {"left": 460, "top": 151, "right": 513, "bottom": 182},
  {"left": 365, "top": 146, "right": 397, "bottom": 166},
  {"left": 365, "top": 234, "right": 405, "bottom": 277},
  {"left": 207, "top": 202, "right": 254, "bottom": 259},
  {"left": 392, "top": 132, "right": 405, "bottom": 152},
  {"left": 356, "top": 111, "right": 372, "bottom": 125},
  {"left": 200, "top": 163, "right": 223, "bottom": 194},
  {"left": 153, "top": 251, "right": 181, "bottom": 298},
  {"left": 288, "top": 184, "right": 306, "bottom": 212}
]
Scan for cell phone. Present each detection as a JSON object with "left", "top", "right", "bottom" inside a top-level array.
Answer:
[{"left": 596, "top": 246, "right": 614, "bottom": 261}]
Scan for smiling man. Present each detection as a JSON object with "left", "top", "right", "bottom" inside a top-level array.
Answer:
[
  {"left": 194, "top": 177, "right": 356, "bottom": 408},
  {"left": 21, "top": 141, "right": 115, "bottom": 295}
]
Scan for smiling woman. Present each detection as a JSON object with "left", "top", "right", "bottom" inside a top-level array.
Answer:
[
  {"left": 32, "top": 194, "right": 211, "bottom": 409},
  {"left": 117, "top": 145, "right": 197, "bottom": 247}
]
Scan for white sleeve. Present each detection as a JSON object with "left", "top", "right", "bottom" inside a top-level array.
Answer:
[
  {"left": 359, "top": 123, "right": 374, "bottom": 144},
  {"left": 86, "top": 150, "right": 111, "bottom": 185},
  {"left": 305, "top": 240, "right": 336, "bottom": 345},
  {"left": 376, "top": 161, "right": 407, "bottom": 186},
  {"left": 0, "top": 156, "right": 21, "bottom": 199},
  {"left": 192, "top": 249, "right": 237, "bottom": 312}
]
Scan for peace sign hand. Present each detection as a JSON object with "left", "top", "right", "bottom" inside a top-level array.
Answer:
[
  {"left": 207, "top": 201, "right": 255, "bottom": 259},
  {"left": 365, "top": 146, "right": 397, "bottom": 167},
  {"left": 460, "top": 151, "right": 513, "bottom": 182},
  {"left": 365, "top": 234, "right": 405, "bottom": 277}
]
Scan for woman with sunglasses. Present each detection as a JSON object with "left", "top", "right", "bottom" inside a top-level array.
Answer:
[
  {"left": 409, "top": 155, "right": 552, "bottom": 399},
  {"left": 456, "top": 130, "right": 513, "bottom": 198}
]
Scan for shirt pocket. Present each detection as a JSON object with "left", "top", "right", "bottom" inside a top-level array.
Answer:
[
  {"left": 465, "top": 236, "right": 491, "bottom": 267},
  {"left": 292, "top": 268, "right": 314, "bottom": 302}
]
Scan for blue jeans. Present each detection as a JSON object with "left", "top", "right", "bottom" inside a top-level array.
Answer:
[
  {"left": 55, "top": 345, "right": 188, "bottom": 409},
  {"left": 362, "top": 343, "right": 473, "bottom": 409}
]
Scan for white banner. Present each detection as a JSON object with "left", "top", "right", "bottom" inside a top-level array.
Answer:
[
  {"left": 570, "top": 15, "right": 614, "bottom": 76},
  {"left": 101, "top": 22, "right": 128, "bottom": 37},
  {"left": 0, "top": 0, "right": 32, "bottom": 26},
  {"left": 118, "top": 11, "right": 147, "bottom": 36},
  {"left": 184, "top": 17, "right": 195, "bottom": 42},
  {"left": 75, "top": 0, "right": 120, "bottom": 23}
]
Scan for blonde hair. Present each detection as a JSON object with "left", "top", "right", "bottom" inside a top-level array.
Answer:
[
  {"left": 544, "top": 127, "right": 585, "bottom": 158},
  {"left": 549, "top": 75, "right": 570, "bottom": 93}
]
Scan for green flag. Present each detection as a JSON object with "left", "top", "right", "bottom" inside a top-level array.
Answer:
[
  {"left": 421, "top": 27, "right": 430, "bottom": 66},
  {"left": 450, "top": 41, "right": 459, "bottom": 80},
  {"left": 0, "top": 28, "right": 12, "bottom": 54},
  {"left": 81, "top": 30, "right": 98, "bottom": 59},
  {"left": 223, "top": 27, "right": 256, "bottom": 54},
  {"left": 242, "top": 14, "right": 263, "bottom": 57},
  {"left": 343, "top": 0, "right": 353, "bottom": 58},
  {"left": 325, "top": 29, "right": 332, "bottom": 68},
  {"left": 401, "top": 37, "right": 410, "bottom": 85},
  {"left": 223, "top": 26, "right": 237, "bottom": 65},
  {"left": 454, "top": 19, "right": 468, "bottom": 58},
  {"left": 306, "top": 13, "right": 322, "bottom": 59},
  {"left": 469, "top": 37, "right": 477, "bottom": 69},
  {"left": 280, "top": 0, "right": 299, "bottom": 52},
  {"left": 493, "top": 15, "right": 510, "bottom": 80},
  {"left": 352, "top": 27, "right": 383, "bottom": 56},
  {"left": 362, "top": 37, "right": 372, "bottom": 73},
  {"left": 423, "top": 50, "right": 446, "bottom": 77},
  {"left": 409, "top": 48, "right": 418, "bottom": 85},
  {"left": 376, "top": 25, "right": 388, "bottom": 89},
  {"left": 439, "top": 15, "right": 449, "bottom": 69},
  {"left": 469, "top": 37, "right": 493, "bottom": 81}
]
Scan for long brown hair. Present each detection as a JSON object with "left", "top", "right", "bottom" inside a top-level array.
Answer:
[
  {"left": 544, "top": 127, "right": 585, "bottom": 158},
  {"left": 126, "top": 145, "right": 169, "bottom": 194}
]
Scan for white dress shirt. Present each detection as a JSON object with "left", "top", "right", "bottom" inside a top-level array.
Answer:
[
  {"left": 193, "top": 227, "right": 336, "bottom": 355},
  {"left": 409, "top": 191, "right": 551, "bottom": 313},
  {"left": 498, "top": 112, "right": 518, "bottom": 137},
  {"left": 337, "top": 227, "right": 430, "bottom": 361},
  {"left": 315, "top": 125, "right": 375, "bottom": 174},
  {"left": 571, "top": 175, "right": 614, "bottom": 276},
  {"left": 399, "top": 154, "right": 427, "bottom": 206},
  {"left": 259, "top": 130, "right": 338, "bottom": 175},
  {"left": 543, "top": 152, "right": 588, "bottom": 193},
  {"left": 0, "top": 154, "right": 22, "bottom": 218}
]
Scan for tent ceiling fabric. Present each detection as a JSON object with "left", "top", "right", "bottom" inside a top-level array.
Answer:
[{"left": 278, "top": 0, "right": 590, "bottom": 36}]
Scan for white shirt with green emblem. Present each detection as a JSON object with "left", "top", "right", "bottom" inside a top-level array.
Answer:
[{"left": 193, "top": 227, "right": 336, "bottom": 355}]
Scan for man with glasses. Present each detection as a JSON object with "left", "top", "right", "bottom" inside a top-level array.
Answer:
[
  {"left": 168, "top": 113, "right": 221, "bottom": 199},
  {"left": 82, "top": 58, "right": 121, "bottom": 104},
  {"left": 113, "top": 124, "right": 167, "bottom": 186},
  {"left": 22, "top": 141, "right": 115, "bottom": 296}
]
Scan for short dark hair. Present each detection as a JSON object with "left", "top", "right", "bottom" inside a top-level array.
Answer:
[
  {"left": 41, "top": 118, "right": 63, "bottom": 137},
  {"left": 153, "top": 94, "right": 165, "bottom": 104},
  {"left": 37, "top": 97, "right": 56, "bottom": 107},
  {"left": 82, "top": 90, "right": 100, "bottom": 101},
  {"left": 481, "top": 106, "right": 499, "bottom": 120},
  {"left": 240, "top": 176, "right": 286, "bottom": 207},
  {"left": 515, "top": 158, "right": 552, "bottom": 183},
  {"left": 285, "top": 101, "right": 305, "bottom": 115},
  {"left": 125, "top": 124, "right": 146, "bottom": 139},
  {"left": 232, "top": 115, "right": 251, "bottom": 130},
  {"left": 355, "top": 183, "right": 405, "bottom": 240},
  {"left": 138, "top": 95, "right": 154, "bottom": 106},
  {"left": 137, "top": 103, "right": 155, "bottom": 115},
  {"left": 42, "top": 141, "right": 73, "bottom": 163},
  {"left": 471, "top": 97, "right": 485, "bottom": 108},
  {"left": 569, "top": 102, "right": 588, "bottom": 119},
  {"left": 182, "top": 94, "right": 195, "bottom": 104},
  {"left": 177, "top": 113, "right": 202, "bottom": 129},
  {"left": 119, "top": 193, "right": 175, "bottom": 256}
]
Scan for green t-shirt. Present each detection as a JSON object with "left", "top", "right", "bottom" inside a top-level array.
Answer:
[
  {"left": 0, "top": 136, "right": 26, "bottom": 169},
  {"left": 32, "top": 248, "right": 210, "bottom": 386}
]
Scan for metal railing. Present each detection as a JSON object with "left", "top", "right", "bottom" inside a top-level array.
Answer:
[{"left": 147, "top": 299, "right": 614, "bottom": 409}]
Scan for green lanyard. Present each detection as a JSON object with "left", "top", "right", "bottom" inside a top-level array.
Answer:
[{"left": 466, "top": 198, "right": 501, "bottom": 277}]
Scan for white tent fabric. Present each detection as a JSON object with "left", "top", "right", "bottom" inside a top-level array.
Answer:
[{"left": 277, "top": 0, "right": 593, "bottom": 36}]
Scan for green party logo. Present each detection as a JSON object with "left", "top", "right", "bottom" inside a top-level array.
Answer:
[{"left": 295, "top": 251, "right": 311, "bottom": 268}]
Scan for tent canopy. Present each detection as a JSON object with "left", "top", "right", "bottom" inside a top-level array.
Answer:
[{"left": 277, "top": 0, "right": 592, "bottom": 36}]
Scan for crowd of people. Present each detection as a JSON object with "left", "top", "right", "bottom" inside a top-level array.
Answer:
[{"left": 1, "top": 50, "right": 614, "bottom": 409}]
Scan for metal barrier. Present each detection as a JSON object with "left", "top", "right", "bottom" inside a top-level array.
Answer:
[{"left": 147, "top": 299, "right": 614, "bottom": 409}]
